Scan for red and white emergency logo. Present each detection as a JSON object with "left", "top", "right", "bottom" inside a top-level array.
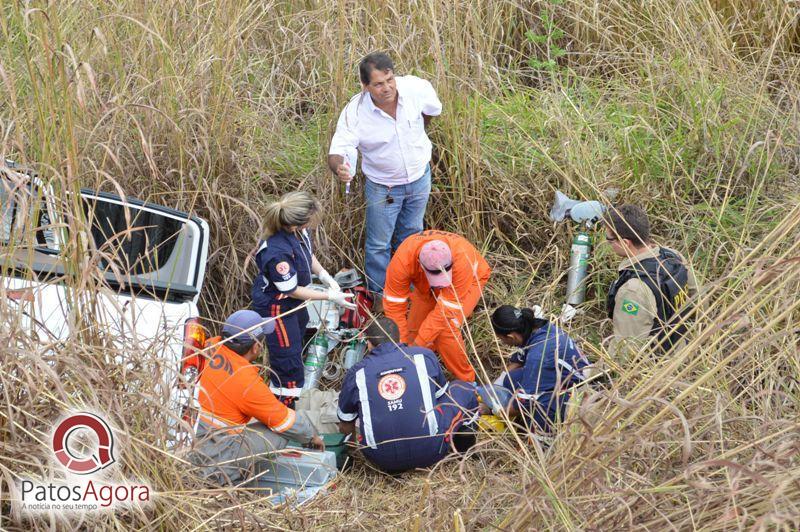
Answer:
[
  {"left": 52, "top": 413, "right": 115, "bottom": 475},
  {"left": 378, "top": 374, "right": 406, "bottom": 400}
]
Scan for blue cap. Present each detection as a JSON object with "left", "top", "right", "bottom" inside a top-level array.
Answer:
[{"left": 221, "top": 310, "right": 275, "bottom": 344}]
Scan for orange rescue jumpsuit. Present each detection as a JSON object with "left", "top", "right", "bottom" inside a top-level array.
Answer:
[
  {"left": 383, "top": 231, "right": 491, "bottom": 381},
  {"left": 197, "top": 337, "right": 297, "bottom": 434}
]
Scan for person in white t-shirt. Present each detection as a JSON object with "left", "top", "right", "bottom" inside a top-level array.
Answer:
[{"left": 328, "top": 52, "right": 443, "bottom": 295}]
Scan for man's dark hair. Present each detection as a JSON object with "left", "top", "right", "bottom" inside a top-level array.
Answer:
[
  {"left": 364, "top": 317, "right": 400, "bottom": 347},
  {"left": 604, "top": 204, "right": 650, "bottom": 246},
  {"left": 359, "top": 52, "right": 394, "bottom": 85},
  {"left": 222, "top": 335, "right": 257, "bottom": 356}
]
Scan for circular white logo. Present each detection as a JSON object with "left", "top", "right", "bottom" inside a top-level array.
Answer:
[{"left": 378, "top": 374, "right": 406, "bottom": 400}]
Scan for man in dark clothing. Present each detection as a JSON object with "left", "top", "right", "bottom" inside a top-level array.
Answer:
[{"left": 337, "top": 317, "right": 479, "bottom": 473}]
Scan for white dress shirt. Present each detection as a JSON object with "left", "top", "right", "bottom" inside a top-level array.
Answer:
[{"left": 328, "top": 75, "right": 442, "bottom": 186}]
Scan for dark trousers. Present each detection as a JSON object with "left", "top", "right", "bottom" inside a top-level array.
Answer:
[{"left": 255, "top": 301, "right": 310, "bottom": 406}]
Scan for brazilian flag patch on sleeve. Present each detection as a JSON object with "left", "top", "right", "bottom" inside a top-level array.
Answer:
[{"left": 621, "top": 299, "right": 640, "bottom": 315}]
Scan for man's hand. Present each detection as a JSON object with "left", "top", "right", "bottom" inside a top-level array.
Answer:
[
  {"left": 308, "top": 435, "right": 325, "bottom": 451},
  {"left": 505, "top": 400, "right": 520, "bottom": 419},
  {"left": 328, "top": 154, "right": 353, "bottom": 183},
  {"left": 336, "top": 162, "right": 352, "bottom": 183},
  {"left": 338, "top": 421, "right": 355, "bottom": 436}
]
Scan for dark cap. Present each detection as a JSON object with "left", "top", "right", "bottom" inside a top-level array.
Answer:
[{"left": 221, "top": 310, "right": 275, "bottom": 345}]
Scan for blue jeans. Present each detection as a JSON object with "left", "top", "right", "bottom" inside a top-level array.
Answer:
[{"left": 364, "top": 165, "right": 431, "bottom": 293}]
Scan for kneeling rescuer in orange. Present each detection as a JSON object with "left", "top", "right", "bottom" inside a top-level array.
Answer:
[{"left": 382, "top": 231, "right": 491, "bottom": 381}]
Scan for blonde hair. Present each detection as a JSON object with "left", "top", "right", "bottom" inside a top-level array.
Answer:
[{"left": 263, "top": 191, "right": 321, "bottom": 238}]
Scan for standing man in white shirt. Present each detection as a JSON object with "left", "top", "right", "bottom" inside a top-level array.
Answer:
[{"left": 328, "top": 52, "right": 443, "bottom": 295}]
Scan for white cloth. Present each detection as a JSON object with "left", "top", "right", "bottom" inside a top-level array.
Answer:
[{"left": 328, "top": 75, "right": 442, "bottom": 186}]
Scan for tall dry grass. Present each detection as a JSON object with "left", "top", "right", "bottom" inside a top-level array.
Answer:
[{"left": 1, "top": 0, "right": 799, "bottom": 529}]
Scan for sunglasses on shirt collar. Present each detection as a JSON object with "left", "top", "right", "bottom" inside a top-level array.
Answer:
[{"left": 422, "top": 263, "right": 453, "bottom": 274}]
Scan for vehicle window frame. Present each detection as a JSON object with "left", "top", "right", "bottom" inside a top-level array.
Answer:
[{"left": 0, "top": 173, "right": 61, "bottom": 254}]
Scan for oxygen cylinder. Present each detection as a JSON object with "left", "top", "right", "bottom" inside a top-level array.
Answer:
[
  {"left": 565, "top": 232, "right": 592, "bottom": 306},
  {"left": 342, "top": 339, "right": 366, "bottom": 370},
  {"left": 302, "top": 334, "right": 329, "bottom": 391}
]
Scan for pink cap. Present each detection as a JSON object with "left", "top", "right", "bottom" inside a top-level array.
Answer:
[{"left": 419, "top": 240, "right": 453, "bottom": 287}]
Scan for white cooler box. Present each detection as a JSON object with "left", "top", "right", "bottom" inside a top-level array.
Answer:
[{"left": 252, "top": 449, "right": 337, "bottom": 505}]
